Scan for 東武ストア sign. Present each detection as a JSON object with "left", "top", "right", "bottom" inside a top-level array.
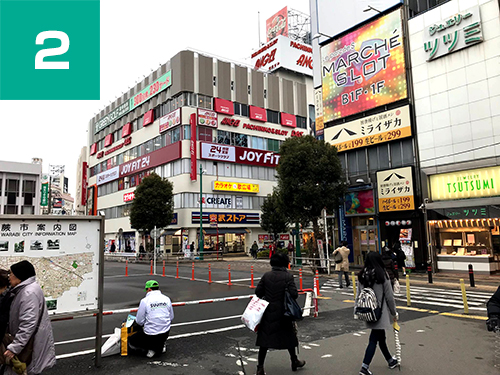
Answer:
[
  {"left": 377, "top": 167, "right": 415, "bottom": 212},
  {"left": 192, "top": 212, "right": 260, "bottom": 224},
  {"left": 324, "top": 105, "right": 411, "bottom": 152},
  {"left": 94, "top": 102, "right": 130, "bottom": 134},
  {"left": 429, "top": 166, "right": 500, "bottom": 201},
  {"left": 424, "top": 6, "right": 483, "bottom": 61},
  {"left": 130, "top": 71, "right": 171, "bottom": 110}
]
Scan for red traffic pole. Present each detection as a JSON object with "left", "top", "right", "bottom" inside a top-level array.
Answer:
[
  {"left": 125, "top": 259, "right": 129, "bottom": 277},
  {"left": 162, "top": 260, "right": 166, "bottom": 277},
  {"left": 315, "top": 270, "right": 322, "bottom": 296},
  {"left": 208, "top": 263, "right": 212, "bottom": 284},
  {"left": 250, "top": 265, "right": 256, "bottom": 289},
  {"left": 227, "top": 264, "right": 233, "bottom": 286},
  {"left": 191, "top": 262, "right": 195, "bottom": 281},
  {"left": 150, "top": 260, "right": 153, "bottom": 275},
  {"left": 175, "top": 261, "right": 179, "bottom": 279},
  {"left": 299, "top": 268, "right": 303, "bottom": 291}
]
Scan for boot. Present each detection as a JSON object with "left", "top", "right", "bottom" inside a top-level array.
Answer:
[
  {"left": 256, "top": 365, "right": 265, "bottom": 375},
  {"left": 291, "top": 358, "right": 306, "bottom": 371}
]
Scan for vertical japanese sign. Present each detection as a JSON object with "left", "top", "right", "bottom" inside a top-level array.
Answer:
[
  {"left": 40, "top": 174, "right": 49, "bottom": 207},
  {"left": 423, "top": 6, "right": 483, "bottom": 61},
  {"left": 377, "top": 167, "right": 415, "bottom": 212},
  {"left": 321, "top": 8, "right": 407, "bottom": 122},
  {"left": 81, "top": 162, "right": 88, "bottom": 206},
  {"left": 190, "top": 114, "right": 197, "bottom": 181}
]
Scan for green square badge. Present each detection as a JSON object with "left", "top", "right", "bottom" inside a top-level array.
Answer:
[{"left": 0, "top": 0, "right": 100, "bottom": 100}]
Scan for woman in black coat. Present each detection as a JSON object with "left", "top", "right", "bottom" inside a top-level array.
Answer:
[{"left": 255, "top": 253, "right": 305, "bottom": 375}]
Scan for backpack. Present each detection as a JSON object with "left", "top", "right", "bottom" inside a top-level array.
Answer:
[
  {"left": 333, "top": 250, "right": 343, "bottom": 264},
  {"left": 354, "top": 286, "right": 384, "bottom": 322}
]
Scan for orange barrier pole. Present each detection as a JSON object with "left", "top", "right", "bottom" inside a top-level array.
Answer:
[
  {"left": 191, "top": 262, "right": 195, "bottom": 281},
  {"left": 250, "top": 266, "right": 256, "bottom": 289},
  {"left": 228, "top": 264, "right": 233, "bottom": 286},
  {"left": 162, "top": 260, "right": 165, "bottom": 277},
  {"left": 150, "top": 260, "right": 153, "bottom": 275},
  {"left": 299, "top": 268, "right": 303, "bottom": 291},
  {"left": 125, "top": 259, "right": 129, "bottom": 277},
  {"left": 208, "top": 264, "right": 212, "bottom": 284},
  {"left": 175, "top": 261, "right": 179, "bottom": 279},
  {"left": 315, "top": 270, "right": 322, "bottom": 297}
]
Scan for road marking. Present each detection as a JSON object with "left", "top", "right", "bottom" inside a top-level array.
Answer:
[
  {"left": 172, "top": 315, "right": 241, "bottom": 327},
  {"left": 56, "top": 349, "right": 95, "bottom": 359},
  {"left": 104, "top": 273, "right": 151, "bottom": 279}
]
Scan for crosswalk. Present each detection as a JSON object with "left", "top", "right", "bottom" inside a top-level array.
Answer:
[{"left": 320, "top": 279, "right": 490, "bottom": 311}]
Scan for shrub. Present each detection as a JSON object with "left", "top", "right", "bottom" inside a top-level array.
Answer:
[{"left": 257, "top": 250, "right": 270, "bottom": 258}]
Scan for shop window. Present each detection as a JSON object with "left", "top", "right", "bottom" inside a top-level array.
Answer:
[
  {"left": 390, "top": 142, "right": 403, "bottom": 168},
  {"left": 234, "top": 133, "right": 248, "bottom": 147},
  {"left": 198, "top": 127, "right": 213, "bottom": 142},
  {"left": 182, "top": 125, "right": 191, "bottom": 140},
  {"left": 296, "top": 116, "right": 307, "bottom": 129},
  {"left": 368, "top": 147, "right": 379, "bottom": 172},
  {"left": 401, "top": 138, "right": 415, "bottom": 165},
  {"left": 172, "top": 127, "right": 181, "bottom": 143},
  {"left": 234, "top": 102, "right": 248, "bottom": 117},
  {"left": 379, "top": 145, "right": 390, "bottom": 170},
  {"left": 198, "top": 94, "right": 212, "bottom": 109},
  {"left": 266, "top": 110, "right": 279, "bottom": 124},
  {"left": 347, "top": 151, "right": 357, "bottom": 175},
  {"left": 217, "top": 130, "right": 231, "bottom": 145}
]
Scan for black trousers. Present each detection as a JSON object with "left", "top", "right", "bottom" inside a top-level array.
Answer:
[
  {"left": 362, "top": 329, "right": 391, "bottom": 366},
  {"left": 129, "top": 325, "right": 170, "bottom": 354}
]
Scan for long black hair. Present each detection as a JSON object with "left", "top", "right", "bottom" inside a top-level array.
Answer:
[{"left": 358, "top": 252, "right": 388, "bottom": 287}]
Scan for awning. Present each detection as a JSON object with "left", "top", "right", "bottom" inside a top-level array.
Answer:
[
  {"left": 426, "top": 196, "right": 500, "bottom": 210},
  {"left": 198, "top": 228, "right": 249, "bottom": 235}
]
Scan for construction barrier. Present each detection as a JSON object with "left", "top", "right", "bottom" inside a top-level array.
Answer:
[
  {"left": 125, "top": 259, "right": 128, "bottom": 277},
  {"left": 250, "top": 266, "right": 256, "bottom": 289},
  {"left": 299, "top": 269, "right": 303, "bottom": 292},
  {"left": 208, "top": 264, "right": 212, "bottom": 284},
  {"left": 227, "top": 264, "right": 233, "bottom": 286}
]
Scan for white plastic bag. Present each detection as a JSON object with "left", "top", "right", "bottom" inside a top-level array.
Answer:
[
  {"left": 241, "top": 296, "right": 269, "bottom": 332},
  {"left": 101, "top": 327, "right": 121, "bottom": 357},
  {"left": 393, "top": 279, "right": 401, "bottom": 294}
]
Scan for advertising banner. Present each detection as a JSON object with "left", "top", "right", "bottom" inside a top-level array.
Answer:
[
  {"left": 280, "top": 112, "right": 296, "bottom": 128},
  {"left": 0, "top": 217, "right": 101, "bottom": 315},
  {"left": 123, "top": 192, "right": 135, "bottom": 202},
  {"left": 190, "top": 114, "right": 197, "bottom": 181},
  {"left": 130, "top": 71, "right": 172, "bottom": 110},
  {"left": 201, "top": 143, "right": 280, "bottom": 167},
  {"left": 325, "top": 105, "right": 411, "bottom": 152},
  {"left": 213, "top": 181, "right": 259, "bottom": 194},
  {"left": 345, "top": 190, "right": 375, "bottom": 215},
  {"left": 143, "top": 109, "right": 154, "bottom": 127},
  {"left": 53, "top": 198, "right": 63, "bottom": 209},
  {"left": 41, "top": 174, "right": 49, "bottom": 207},
  {"left": 266, "top": 6, "right": 288, "bottom": 41},
  {"left": 429, "top": 166, "right": 500, "bottom": 201},
  {"left": 96, "top": 166, "right": 119, "bottom": 186},
  {"left": 192, "top": 212, "right": 260, "bottom": 224},
  {"left": 321, "top": 9, "right": 407, "bottom": 122},
  {"left": 314, "top": 88, "right": 324, "bottom": 135},
  {"left": 377, "top": 166, "right": 415, "bottom": 212},
  {"left": 197, "top": 108, "right": 218, "bottom": 128},
  {"left": 213, "top": 98, "right": 234, "bottom": 115},
  {"left": 81, "top": 162, "right": 87, "bottom": 207},
  {"left": 201, "top": 143, "right": 236, "bottom": 162},
  {"left": 249, "top": 106, "right": 267, "bottom": 122},
  {"left": 159, "top": 108, "right": 181, "bottom": 133},
  {"left": 119, "top": 142, "right": 181, "bottom": 178},
  {"left": 94, "top": 101, "right": 130, "bottom": 134}
]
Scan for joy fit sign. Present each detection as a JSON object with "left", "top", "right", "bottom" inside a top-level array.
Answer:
[
  {"left": 429, "top": 166, "right": 500, "bottom": 201},
  {"left": 377, "top": 167, "right": 415, "bottom": 212},
  {"left": 0, "top": 0, "right": 100, "bottom": 100},
  {"left": 201, "top": 143, "right": 280, "bottom": 167}
]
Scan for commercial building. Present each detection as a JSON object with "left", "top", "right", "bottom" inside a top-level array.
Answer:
[
  {"left": 86, "top": 33, "right": 314, "bottom": 254},
  {"left": 0, "top": 160, "right": 42, "bottom": 215},
  {"left": 75, "top": 147, "right": 88, "bottom": 216}
]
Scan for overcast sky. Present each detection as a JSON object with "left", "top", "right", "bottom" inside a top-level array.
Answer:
[{"left": 0, "top": 0, "right": 309, "bottom": 197}]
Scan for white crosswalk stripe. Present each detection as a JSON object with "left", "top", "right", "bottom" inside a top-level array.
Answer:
[{"left": 320, "top": 279, "right": 489, "bottom": 311}]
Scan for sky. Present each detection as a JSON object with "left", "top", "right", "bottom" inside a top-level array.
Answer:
[{"left": 0, "top": 0, "right": 310, "bottom": 197}]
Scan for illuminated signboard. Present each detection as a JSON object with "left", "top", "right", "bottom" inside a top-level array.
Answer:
[
  {"left": 123, "top": 192, "right": 135, "bottom": 202},
  {"left": 377, "top": 167, "right": 415, "bottom": 212},
  {"left": 321, "top": 9, "right": 407, "bottom": 122},
  {"left": 429, "top": 166, "right": 500, "bottom": 201},
  {"left": 213, "top": 181, "right": 259, "bottom": 194}
]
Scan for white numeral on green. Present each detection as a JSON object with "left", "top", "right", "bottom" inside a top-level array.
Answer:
[{"left": 35, "top": 31, "right": 70, "bottom": 70}]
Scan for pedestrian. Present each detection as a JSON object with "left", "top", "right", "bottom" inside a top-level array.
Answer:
[
  {"left": 332, "top": 241, "right": 350, "bottom": 288},
  {"left": 129, "top": 280, "right": 174, "bottom": 358},
  {"left": 139, "top": 243, "right": 146, "bottom": 260},
  {"left": 4, "top": 260, "right": 56, "bottom": 374},
  {"left": 486, "top": 286, "right": 500, "bottom": 332},
  {"left": 287, "top": 241, "right": 294, "bottom": 257},
  {"left": 0, "top": 269, "right": 12, "bottom": 375},
  {"left": 255, "top": 253, "right": 305, "bottom": 374},
  {"left": 357, "top": 252, "right": 398, "bottom": 375},
  {"left": 392, "top": 242, "right": 406, "bottom": 276},
  {"left": 251, "top": 241, "right": 259, "bottom": 259},
  {"left": 268, "top": 242, "right": 276, "bottom": 259},
  {"left": 381, "top": 245, "right": 398, "bottom": 288},
  {"left": 110, "top": 241, "right": 116, "bottom": 253}
]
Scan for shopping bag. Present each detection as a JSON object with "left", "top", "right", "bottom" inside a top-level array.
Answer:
[
  {"left": 284, "top": 290, "right": 303, "bottom": 321},
  {"left": 241, "top": 296, "right": 269, "bottom": 332},
  {"left": 393, "top": 279, "right": 401, "bottom": 294},
  {"left": 101, "top": 328, "right": 121, "bottom": 357}
]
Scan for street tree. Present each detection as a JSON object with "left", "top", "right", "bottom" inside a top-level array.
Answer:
[
  {"left": 130, "top": 173, "right": 174, "bottom": 249},
  {"left": 260, "top": 190, "right": 289, "bottom": 245},
  {"left": 276, "top": 135, "right": 346, "bottom": 250}
]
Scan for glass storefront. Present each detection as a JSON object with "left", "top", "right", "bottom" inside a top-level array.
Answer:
[{"left": 351, "top": 217, "right": 378, "bottom": 266}]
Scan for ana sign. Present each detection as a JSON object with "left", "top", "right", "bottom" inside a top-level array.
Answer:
[
  {"left": 377, "top": 167, "right": 415, "bottom": 212},
  {"left": 94, "top": 102, "right": 130, "bottom": 134},
  {"left": 324, "top": 105, "right": 411, "bottom": 152},
  {"left": 423, "top": 6, "right": 483, "bottom": 61},
  {"left": 159, "top": 108, "right": 181, "bottom": 133},
  {"left": 130, "top": 71, "right": 171, "bottom": 110},
  {"left": 429, "top": 166, "right": 500, "bottom": 201}
]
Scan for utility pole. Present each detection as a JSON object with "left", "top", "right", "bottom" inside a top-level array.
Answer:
[{"left": 199, "top": 165, "right": 204, "bottom": 261}]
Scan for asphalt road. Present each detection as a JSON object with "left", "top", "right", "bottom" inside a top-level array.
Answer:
[{"left": 42, "top": 261, "right": 498, "bottom": 375}]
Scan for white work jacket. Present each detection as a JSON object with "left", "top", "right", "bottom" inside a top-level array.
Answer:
[{"left": 136, "top": 290, "right": 174, "bottom": 335}]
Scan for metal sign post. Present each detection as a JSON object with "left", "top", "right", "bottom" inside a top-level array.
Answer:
[{"left": 95, "top": 214, "right": 105, "bottom": 367}]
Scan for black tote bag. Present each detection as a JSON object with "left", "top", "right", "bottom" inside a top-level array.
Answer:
[{"left": 284, "top": 289, "right": 303, "bottom": 321}]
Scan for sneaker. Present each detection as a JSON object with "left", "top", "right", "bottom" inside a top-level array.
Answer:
[
  {"left": 146, "top": 350, "right": 156, "bottom": 358},
  {"left": 359, "top": 367, "right": 373, "bottom": 375},
  {"left": 388, "top": 357, "right": 398, "bottom": 369},
  {"left": 162, "top": 343, "right": 167, "bottom": 353}
]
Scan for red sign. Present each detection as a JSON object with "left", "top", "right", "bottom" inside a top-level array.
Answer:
[
  {"left": 104, "top": 134, "right": 114, "bottom": 147},
  {"left": 249, "top": 106, "right": 267, "bottom": 122},
  {"left": 159, "top": 108, "right": 181, "bottom": 133},
  {"left": 197, "top": 108, "right": 218, "bottom": 128},
  {"left": 190, "top": 114, "right": 197, "bottom": 181},
  {"left": 90, "top": 143, "right": 97, "bottom": 156},
  {"left": 258, "top": 234, "right": 269, "bottom": 243},
  {"left": 123, "top": 192, "right": 135, "bottom": 202},
  {"left": 279, "top": 234, "right": 290, "bottom": 241},
  {"left": 81, "top": 162, "right": 88, "bottom": 206},
  {"left": 143, "top": 110, "right": 154, "bottom": 127},
  {"left": 220, "top": 118, "right": 240, "bottom": 127},
  {"left": 122, "top": 123, "right": 133, "bottom": 137},
  {"left": 119, "top": 142, "right": 182, "bottom": 178},
  {"left": 214, "top": 98, "right": 234, "bottom": 115},
  {"left": 97, "top": 137, "right": 132, "bottom": 159},
  {"left": 280, "top": 113, "right": 296, "bottom": 128},
  {"left": 254, "top": 48, "right": 277, "bottom": 70},
  {"left": 266, "top": 6, "right": 288, "bottom": 42}
]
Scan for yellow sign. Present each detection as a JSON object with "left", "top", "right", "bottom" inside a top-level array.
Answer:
[
  {"left": 316, "top": 116, "right": 324, "bottom": 135},
  {"left": 377, "top": 167, "right": 415, "bottom": 212},
  {"left": 213, "top": 181, "right": 259, "bottom": 193},
  {"left": 429, "top": 166, "right": 500, "bottom": 201},
  {"left": 324, "top": 105, "right": 411, "bottom": 152}
]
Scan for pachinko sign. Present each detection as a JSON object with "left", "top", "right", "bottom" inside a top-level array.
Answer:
[
  {"left": 266, "top": 6, "right": 288, "bottom": 41},
  {"left": 321, "top": 9, "right": 407, "bottom": 122}
]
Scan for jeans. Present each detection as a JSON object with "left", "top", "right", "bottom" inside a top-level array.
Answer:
[
  {"left": 338, "top": 271, "right": 350, "bottom": 287},
  {"left": 362, "top": 329, "right": 392, "bottom": 366},
  {"left": 258, "top": 347, "right": 296, "bottom": 366}
]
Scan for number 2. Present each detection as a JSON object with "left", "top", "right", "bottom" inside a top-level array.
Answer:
[{"left": 35, "top": 31, "right": 70, "bottom": 70}]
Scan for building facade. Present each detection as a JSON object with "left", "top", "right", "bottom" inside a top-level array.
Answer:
[
  {"left": 0, "top": 160, "right": 42, "bottom": 215},
  {"left": 86, "top": 49, "right": 314, "bottom": 254},
  {"left": 75, "top": 147, "right": 87, "bottom": 216}
]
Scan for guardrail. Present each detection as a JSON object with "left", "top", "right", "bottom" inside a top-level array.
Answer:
[
  {"left": 291, "top": 256, "right": 331, "bottom": 275},
  {"left": 104, "top": 250, "right": 224, "bottom": 263}
]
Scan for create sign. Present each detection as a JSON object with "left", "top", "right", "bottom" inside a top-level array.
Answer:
[
  {"left": 201, "top": 143, "right": 280, "bottom": 167},
  {"left": 213, "top": 181, "right": 259, "bottom": 193},
  {"left": 377, "top": 167, "right": 415, "bottom": 212}
]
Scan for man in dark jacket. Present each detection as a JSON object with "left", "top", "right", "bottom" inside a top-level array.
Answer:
[
  {"left": 486, "top": 286, "right": 500, "bottom": 332},
  {"left": 255, "top": 253, "right": 305, "bottom": 375},
  {"left": 382, "top": 246, "right": 398, "bottom": 287}
]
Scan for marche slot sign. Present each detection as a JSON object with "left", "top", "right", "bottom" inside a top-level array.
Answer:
[
  {"left": 429, "top": 166, "right": 500, "bottom": 201},
  {"left": 321, "top": 9, "right": 407, "bottom": 122},
  {"left": 377, "top": 167, "right": 415, "bottom": 212}
]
